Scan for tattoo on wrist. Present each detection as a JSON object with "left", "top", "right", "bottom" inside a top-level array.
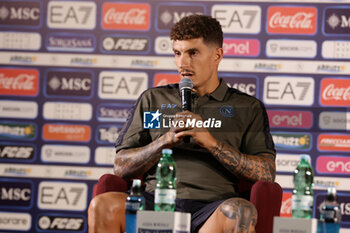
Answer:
[{"left": 211, "top": 141, "right": 223, "bottom": 155}]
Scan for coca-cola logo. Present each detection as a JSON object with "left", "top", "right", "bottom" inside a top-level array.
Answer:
[
  {"left": 267, "top": 6, "right": 317, "bottom": 34},
  {"left": 280, "top": 192, "right": 292, "bottom": 217},
  {"left": 102, "top": 3, "right": 150, "bottom": 30},
  {"left": 322, "top": 84, "right": 350, "bottom": 101},
  {"left": 0, "top": 68, "right": 39, "bottom": 96},
  {"left": 320, "top": 78, "right": 350, "bottom": 106}
]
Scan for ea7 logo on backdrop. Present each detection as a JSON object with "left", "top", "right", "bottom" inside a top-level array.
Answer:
[
  {"left": 317, "top": 156, "right": 350, "bottom": 175},
  {"left": 324, "top": 7, "right": 350, "bottom": 35},
  {"left": 320, "top": 78, "right": 350, "bottom": 107},
  {"left": 46, "top": 70, "right": 92, "bottom": 98},
  {"left": 157, "top": 4, "right": 204, "bottom": 31},
  {"left": 102, "top": 36, "right": 149, "bottom": 53},
  {"left": 96, "top": 125, "right": 122, "bottom": 144},
  {"left": 99, "top": 71, "right": 148, "bottom": 100},
  {"left": 0, "top": 68, "right": 39, "bottom": 97},
  {"left": 0, "top": 180, "right": 32, "bottom": 208},
  {"left": 267, "top": 6, "right": 317, "bottom": 35},
  {"left": 47, "top": 1, "right": 96, "bottom": 29},
  {"left": 143, "top": 110, "right": 161, "bottom": 129},
  {"left": 267, "top": 110, "right": 313, "bottom": 129},
  {"left": 0, "top": 144, "right": 34, "bottom": 161},
  {"left": 318, "top": 134, "right": 350, "bottom": 152},
  {"left": 38, "top": 215, "right": 84, "bottom": 231},
  {"left": 38, "top": 181, "right": 87, "bottom": 211},
  {"left": 102, "top": 3, "right": 150, "bottom": 31},
  {"left": 212, "top": 5, "right": 261, "bottom": 34},
  {"left": 224, "top": 76, "right": 257, "bottom": 97},
  {"left": 264, "top": 76, "right": 314, "bottom": 106},
  {"left": 272, "top": 132, "right": 312, "bottom": 151},
  {"left": 0, "top": 1, "right": 41, "bottom": 27},
  {"left": 223, "top": 39, "right": 260, "bottom": 57}
]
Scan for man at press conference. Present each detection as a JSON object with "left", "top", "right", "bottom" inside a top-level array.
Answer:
[{"left": 88, "top": 14, "right": 276, "bottom": 233}]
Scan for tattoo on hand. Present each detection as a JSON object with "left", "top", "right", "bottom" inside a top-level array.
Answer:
[{"left": 211, "top": 142, "right": 275, "bottom": 182}]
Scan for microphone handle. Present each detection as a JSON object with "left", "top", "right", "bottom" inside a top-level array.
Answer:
[
  {"left": 181, "top": 88, "right": 191, "bottom": 143},
  {"left": 181, "top": 88, "right": 191, "bottom": 111}
]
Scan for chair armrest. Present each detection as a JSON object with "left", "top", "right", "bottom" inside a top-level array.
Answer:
[{"left": 250, "top": 181, "right": 283, "bottom": 233}]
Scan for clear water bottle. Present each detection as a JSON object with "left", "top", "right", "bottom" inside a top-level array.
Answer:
[
  {"left": 125, "top": 179, "right": 145, "bottom": 233},
  {"left": 292, "top": 154, "right": 314, "bottom": 219},
  {"left": 154, "top": 148, "right": 176, "bottom": 212},
  {"left": 318, "top": 187, "right": 341, "bottom": 233}
]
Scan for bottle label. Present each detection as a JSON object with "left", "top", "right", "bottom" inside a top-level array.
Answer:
[
  {"left": 154, "top": 189, "right": 176, "bottom": 204},
  {"left": 292, "top": 195, "right": 313, "bottom": 211},
  {"left": 125, "top": 202, "right": 141, "bottom": 212}
]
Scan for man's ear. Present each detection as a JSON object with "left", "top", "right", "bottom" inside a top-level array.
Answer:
[{"left": 215, "top": 48, "right": 224, "bottom": 61}]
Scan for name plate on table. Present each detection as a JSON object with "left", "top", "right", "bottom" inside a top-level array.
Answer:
[
  {"left": 273, "top": 216, "right": 318, "bottom": 233},
  {"left": 137, "top": 211, "right": 191, "bottom": 233}
]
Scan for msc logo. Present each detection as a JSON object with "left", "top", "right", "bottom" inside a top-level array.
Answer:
[
  {"left": 157, "top": 4, "right": 204, "bottom": 31},
  {"left": 0, "top": 180, "right": 32, "bottom": 208},
  {"left": 38, "top": 215, "right": 84, "bottom": 231},
  {"left": 46, "top": 70, "right": 92, "bottom": 98},
  {"left": 0, "top": 1, "right": 41, "bottom": 27},
  {"left": 324, "top": 8, "right": 350, "bottom": 34},
  {"left": 212, "top": 5, "right": 261, "bottom": 34},
  {"left": 143, "top": 110, "right": 161, "bottom": 129},
  {"left": 224, "top": 76, "right": 257, "bottom": 97},
  {"left": 47, "top": 1, "right": 96, "bottom": 29}
]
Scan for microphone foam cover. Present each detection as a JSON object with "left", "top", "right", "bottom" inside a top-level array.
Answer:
[{"left": 179, "top": 77, "right": 193, "bottom": 90}]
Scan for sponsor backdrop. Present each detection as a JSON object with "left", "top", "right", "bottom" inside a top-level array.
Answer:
[{"left": 0, "top": 0, "right": 349, "bottom": 232}]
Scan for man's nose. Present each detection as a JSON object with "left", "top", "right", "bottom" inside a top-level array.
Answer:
[{"left": 179, "top": 54, "right": 190, "bottom": 68}]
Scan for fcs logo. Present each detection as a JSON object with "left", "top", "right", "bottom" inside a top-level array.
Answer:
[{"left": 143, "top": 110, "right": 161, "bottom": 129}]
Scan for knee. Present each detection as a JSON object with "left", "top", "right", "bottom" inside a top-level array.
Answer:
[
  {"left": 89, "top": 192, "right": 125, "bottom": 217},
  {"left": 219, "top": 198, "right": 257, "bottom": 222}
]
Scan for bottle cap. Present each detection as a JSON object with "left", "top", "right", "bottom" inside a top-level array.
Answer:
[
  {"left": 300, "top": 154, "right": 311, "bottom": 163},
  {"left": 162, "top": 148, "right": 173, "bottom": 155},
  {"left": 132, "top": 179, "right": 141, "bottom": 187}
]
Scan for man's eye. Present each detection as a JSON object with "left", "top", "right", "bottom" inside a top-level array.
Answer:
[{"left": 190, "top": 51, "right": 198, "bottom": 56}]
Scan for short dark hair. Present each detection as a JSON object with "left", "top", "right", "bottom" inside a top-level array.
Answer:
[{"left": 170, "top": 14, "right": 223, "bottom": 48}]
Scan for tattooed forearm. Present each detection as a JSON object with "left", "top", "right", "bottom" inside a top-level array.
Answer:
[
  {"left": 114, "top": 133, "right": 173, "bottom": 179},
  {"left": 210, "top": 142, "right": 276, "bottom": 182}
]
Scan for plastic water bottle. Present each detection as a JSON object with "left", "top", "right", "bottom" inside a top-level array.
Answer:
[
  {"left": 154, "top": 148, "right": 176, "bottom": 211},
  {"left": 318, "top": 187, "right": 341, "bottom": 233},
  {"left": 292, "top": 154, "right": 314, "bottom": 219},
  {"left": 125, "top": 179, "right": 145, "bottom": 233}
]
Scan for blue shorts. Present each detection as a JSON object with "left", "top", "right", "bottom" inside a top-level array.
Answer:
[{"left": 143, "top": 192, "right": 225, "bottom": 233}]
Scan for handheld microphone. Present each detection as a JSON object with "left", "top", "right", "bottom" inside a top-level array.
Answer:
[
  {"left": 179, "top": 77, "right": 193, "bottom": 111},
  {"left": 179, "top": 78, "right": 193, "bottom": 143}
]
